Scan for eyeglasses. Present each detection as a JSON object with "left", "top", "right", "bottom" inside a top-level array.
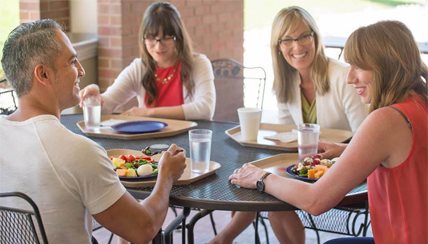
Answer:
[
  {"left": 143, "top": 35, "right": 176, "bottom": 46},
  {"left": 278, "top": 32, "right": 314, "bottom": 48}
]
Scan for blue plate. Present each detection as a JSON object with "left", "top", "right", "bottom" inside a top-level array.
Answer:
[
  {"left": 285, "top": 165, "right": 316, "bottom": 183},
  {"left": 111, "top": 121, "right": 168, "bottom": 134}
]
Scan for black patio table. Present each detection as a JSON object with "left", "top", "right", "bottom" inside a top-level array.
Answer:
[{"left": 60, "top": 114, "right": 367, "bottom": 243}]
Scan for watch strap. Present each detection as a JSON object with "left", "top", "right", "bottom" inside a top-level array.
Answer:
[
  {"left": 257, "top": 172, "right": 272, "bottom": 192},
  {"left": 259, "top": 172, "right": 271, "bottom": 182}
]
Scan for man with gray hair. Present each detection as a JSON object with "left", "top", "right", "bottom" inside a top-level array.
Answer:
[{"left": 0, "top": 19, "right": 186, "bottom": 244}]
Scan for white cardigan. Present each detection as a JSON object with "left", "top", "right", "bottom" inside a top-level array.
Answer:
[
  {"left": 278, "top": 58, "right": 368, "bottom": 133},
  {"left": 101, "top": 54, "right": 216, "bottom": 120}
]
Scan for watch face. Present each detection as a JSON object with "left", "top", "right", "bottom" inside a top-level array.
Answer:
[{"left": 256, "top": 180, "right": 264, "bottom": 192}]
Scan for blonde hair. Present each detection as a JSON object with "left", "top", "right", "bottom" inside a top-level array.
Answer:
[
  {"left": 271, "top": 6, "right": 329, "bottom": 103},
  {"left": 344, "top": 20, "right": 427, "bottom": 111},
  {"left": 138, "top": 2, "right": 194, "bottom": 105}
]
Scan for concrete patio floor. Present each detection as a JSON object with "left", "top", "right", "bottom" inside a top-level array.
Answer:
[{"left": 93, "top": 207, "right": 373, "bottom": 244}]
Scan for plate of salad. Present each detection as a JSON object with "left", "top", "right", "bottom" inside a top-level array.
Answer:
[
  {"left": 286, "top": 155, "right": 337, "bottom": 182},
  {"left": 108, "top": 149, "right": 159, "bottom": 181}
]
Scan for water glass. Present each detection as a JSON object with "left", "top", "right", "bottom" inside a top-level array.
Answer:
[
  {"left": 237, "top": 107, "right": 262, "bottom": 141},
  {"left": 189, "top": 129, "right": 212, "bottom": 174},
  {"left": 297, "top": 123, "right": 320, "bottom": 160},
  {"left": 83, "top": 96, "right": 101, "bottom": 129}
]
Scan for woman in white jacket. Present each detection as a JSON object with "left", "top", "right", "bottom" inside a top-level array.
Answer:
[
  {"left": 80, "top": 2, "right": 215, "bottom": 120},
  {"left": 210, "top": 6, "right": 367, "bottom": 244}
]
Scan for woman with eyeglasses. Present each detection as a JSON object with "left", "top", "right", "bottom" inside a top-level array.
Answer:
[
  {"left": 210, "top": 6, "right": 367, "bottom": 244},
  {"left": 273, "top": 6, "right": 368, "bottom": 132},
  {"left": 231, "top": 20, "right": 427, "bottom": 244},
  {"left": 79, "top": 2, "right": 215, "bottom": 120}
]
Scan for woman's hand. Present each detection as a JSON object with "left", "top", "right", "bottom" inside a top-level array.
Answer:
[
  {"left": 229, "top": 163, "right": 266, "bottom": 189},
  {"left": 79, "top": 84, "right": 102, "bottom": 107},
  {"left": 121, "top": 107, "right": 153, "bottom": 116},
  {"left": 318, "top": 141, "right": 347, "bottom": 159}
]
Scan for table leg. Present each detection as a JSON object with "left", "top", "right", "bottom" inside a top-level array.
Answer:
[
  {"left": 182, "top": 207, "right": 191, "bottom": 244},
  {"left": 151, "top": 207, "right": 190, "bottom": 244},
  {"left": 254, "top": 212, "right": 260, "bottom": 244},
  {"left": 186, "top": 209, "right": 214, "bottom": 244},
  {"left": 152, "top": 229, "right": 163, "bottom": 244}
]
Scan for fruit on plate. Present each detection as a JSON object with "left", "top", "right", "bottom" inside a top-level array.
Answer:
[
  {"left": 112, "top": 157, "right": 126, "bottom": 168},
  {"left": 126, "top": 168, "right": 138, "bottom": 177},
  {"left": 110, "top": 154, "right": 158, "bottom": 177},
  {"left": 307, "top": 165, "right": 328, "bottom": 179},
  {"left": 291, "top": 155, "right": 338, "bottom": 180}
]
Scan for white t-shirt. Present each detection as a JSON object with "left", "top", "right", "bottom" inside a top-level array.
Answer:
[
  {"left": 0, "top": 115, "right": 126, "bottom": 244},
  {"left": 101, "top": 53, "right": 216, "bottom": 120}
]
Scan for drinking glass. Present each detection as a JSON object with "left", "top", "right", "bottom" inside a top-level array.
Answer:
[
  {"left": 297, "top": 123, "right": 320, "bottom": 160},
  {"left": 83, "top": 96, "right": 101, "bottom": 129},
  {"left": 189, "top": 129, "right": 212, "bottom": 173}
]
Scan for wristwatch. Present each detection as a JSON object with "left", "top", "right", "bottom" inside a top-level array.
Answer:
[{"left": 256, "top": 172, "right": 272, "bottom": 193}]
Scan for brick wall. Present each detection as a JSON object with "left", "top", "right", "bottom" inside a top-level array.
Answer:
[
  {"left": 18, "top": 0, "right": 244, "bottom": 91},
  {"left": 19, "top": 0, "right": 70, "bottom": 32},
  {"left": 97, "top": 0, "right": 244, "bottom": 90},
  {"left": 174, "top": 0, "right": 244, "bottom": 62},
  {"left": 97, "top": 0, "right": 149, "bottom": 91},
  {"left": 20, "top": 0, "right": 41, "bottom": 22}
]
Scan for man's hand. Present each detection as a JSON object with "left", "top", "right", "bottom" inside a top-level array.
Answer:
[
  {"left": 318, "top": 141, "right": 347, "bottom": 159},
  {"left": 157, "top": 144, "right": 186, "bottom": 182}
]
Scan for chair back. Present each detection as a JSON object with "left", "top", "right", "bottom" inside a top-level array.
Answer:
[
  {"left": 211, "top": 58, "right": 266, "bottom": 122},
  {"left": 0, "top": 192, "right": 49, "bottom": 244},
  {"left": 0, "top": 80, "right": 18, "bottom": 115}
]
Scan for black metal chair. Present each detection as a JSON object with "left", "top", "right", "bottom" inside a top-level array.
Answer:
[
  {"left": 296, "top": 202, "right": 370, "bottom": 243},
  {"left": 211, "top": 58, "right": 266, "bottom": 122},
  {"left": 92, "top": 218, "right": 114, "bottom": 244},
  {"left": 0, "top": 86, "right": 18, "bottom": 115},
  {"left": 0, "top": 192, "right": 49, "bottom": 244},
  {"left": 210, "top": 58, "right": 268, "bottom": 243},
  {"left": 257, "top": 201, "right": 370, "bottom": 244}
]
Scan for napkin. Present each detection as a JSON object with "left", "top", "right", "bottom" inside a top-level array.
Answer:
[
  {"left": 100, "top": 119, "right": 127, "bottom": 127},
  {"left": 264, "top": 130, "right": 297, "bottom": 143}
]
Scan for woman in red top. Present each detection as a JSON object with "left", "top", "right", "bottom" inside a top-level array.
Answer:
[
  {"left": 79, "top": 2, "right": 215, "bottom": 120},
  {"left": 230, "top": 20, "right": 427, "bottom": 244}
]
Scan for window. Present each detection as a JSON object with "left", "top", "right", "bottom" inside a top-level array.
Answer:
[
  {"left": 244, "top": 0, "right": 428, "bottom": 112},
  {"left": 0, "top": 0, "right": 19, "bottom": 80}
]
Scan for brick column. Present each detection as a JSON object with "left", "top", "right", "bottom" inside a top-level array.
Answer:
[
  {"left": 175, "top": 0, "right": 244, "bottom": 63},
  {"left": 97, "top": 0, "right": 148, "bottom": 91},
  {"left": 19, "top": 0, "right": 70, "bottom": 31},
  {"left": 97, "top": 0, "right": 244, "bottom": 91},
  {"left": 20, "top": 0, "right": 41, "bottom": 22},
  {"left": 19, "top": 0, "right": 243, "bottom": 91}
]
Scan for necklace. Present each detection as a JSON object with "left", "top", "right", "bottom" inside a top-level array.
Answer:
[{"left": 155, "top": 66, "right": 177, "bottom": 85}]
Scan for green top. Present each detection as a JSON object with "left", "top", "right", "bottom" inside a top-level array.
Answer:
[{"left": 301, "top": 92, "right": 317, "bottom": 124}]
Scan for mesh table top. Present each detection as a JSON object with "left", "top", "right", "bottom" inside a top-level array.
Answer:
[{"left": 61, "top": 114, "right": 367, "bottom": 212}]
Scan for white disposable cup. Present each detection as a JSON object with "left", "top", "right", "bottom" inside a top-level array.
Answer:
[
  {"left": 189, "top": 129, "right": 212, "bottom": 174},
  {"left": 83, "top": 96, "right": 101, "bottom": 129},
  {"left": 237, "top": 107, "right": 262, "bottom": 141},
  {"left": 297, "top": 123, "right": 320, "bottom": 160}
]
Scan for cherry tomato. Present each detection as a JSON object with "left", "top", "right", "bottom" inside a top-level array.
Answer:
[
  {"left": 127, "top": 155, "right": 136, "bottom": 162},
  {"left": 142, "top": 156, "right": 153, "bottom": 161}
]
